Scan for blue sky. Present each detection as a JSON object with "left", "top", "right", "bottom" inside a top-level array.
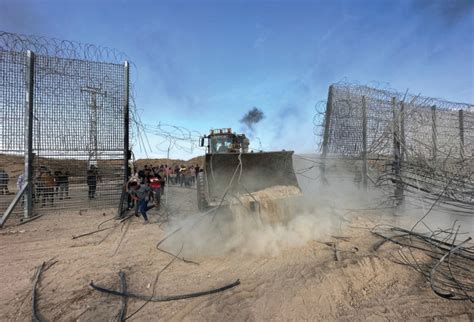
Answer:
[{"left": 1, "top": 0, "right": 473, "bottom": 159}]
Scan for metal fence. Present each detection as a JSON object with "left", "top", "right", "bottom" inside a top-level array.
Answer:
[
  {"left": 319, "top": 83, "right": 473, "bottom": 211},
  {"left": 0, "top": 32, "right": 130, "bottom": 225},
  {"left": 321, "top": 83, "right": 473, "bottom": 159}
]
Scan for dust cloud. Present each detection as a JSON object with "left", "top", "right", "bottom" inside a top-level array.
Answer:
[{"left": 159, "top": 155, "right": 379, "bottom": 258}]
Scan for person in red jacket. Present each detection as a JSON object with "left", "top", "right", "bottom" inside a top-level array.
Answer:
[{"left": 149, "top": 175, "right": 161, "bottom": 208}]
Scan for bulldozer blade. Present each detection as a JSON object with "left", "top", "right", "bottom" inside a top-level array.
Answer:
[{"left": 203, "top": 151, "right": 301, "bottom": 203}]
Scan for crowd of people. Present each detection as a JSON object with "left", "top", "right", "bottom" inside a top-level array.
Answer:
[
  {"left": 1, "top": 162, "right": 203, "bottom": 223},
  {"left": 125, "top": 163, "right": 201, "bottom": 223},
  {"left": 0, "top": 165, "right": 101, "bottom": 207}
]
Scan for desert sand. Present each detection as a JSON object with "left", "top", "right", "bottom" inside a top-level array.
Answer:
[{"left": 0, "top": 183, "right": 472, "bottom": 321}]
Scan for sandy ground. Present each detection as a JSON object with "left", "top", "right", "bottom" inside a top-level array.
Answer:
[{"left": 0, "top": 185, "right": 473, "bottom": 321}]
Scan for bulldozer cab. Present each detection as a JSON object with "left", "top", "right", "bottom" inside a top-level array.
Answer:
[
  {"left": 210, "top": 135, "right": 233, "bottom": 154},
  {"left": 200, "top": 129, "right": 248, "bottom": 154}
]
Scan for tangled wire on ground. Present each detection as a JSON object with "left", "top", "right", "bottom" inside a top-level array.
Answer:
[{"left": 372, "top": 223, "right": 473, "bottom": 302}]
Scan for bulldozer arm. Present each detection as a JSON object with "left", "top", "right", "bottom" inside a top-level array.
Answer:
[{"left": 201, "top": 151, "right": 301, "bottom": 205}]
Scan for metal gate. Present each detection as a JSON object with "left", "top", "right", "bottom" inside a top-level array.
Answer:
[{"left": 0, "top": 32, "right": 130, "bottom": 226}]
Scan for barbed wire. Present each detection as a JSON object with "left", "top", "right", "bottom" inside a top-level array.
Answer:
[
  {"left": 141, "top": 122, "right": 203, "bottom": 156},
  {"left": 314, "top": 81, "right": 474, "bottom": 157},
  {"left": 0, "top": 31, "right": 130, "bottom": 64},
  {"left": 315, "top": 81, "right": 474, "bottom": 212},
  {"left": 136, "top": 123, "right": 266, "bottom": 158},
  {"left": 0, "top": 30, "right": 146, "bottom": 156},
  {"left": 0, "top": 31, "right": 142, "bottom": 213}
]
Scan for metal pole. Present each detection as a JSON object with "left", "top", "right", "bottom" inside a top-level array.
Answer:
[
  {"left": 361, "top": 95, "right": 368, "bottom": 189},
  {"left": 392, "top": 97, "right": 403, "bottom": 203},
  {"left": 459, "top": 109, "right": 464, "bottom": 159},
  {"left": 124, "top": 61, "right": 130, "bottom": 184},
  {"left": 431, "top": 105, "right": 437, "bottom": 161},
  {"left": 81, "top": 86, "right": 106, "bottom": 166},
  {"left": 400, "top": 102, "right": 406, "bottom": 164},
  {"left": 321, "top": 85, "right": 334, "bottom": 182},
  {"left": 92, "top": 94, "right": 98, "bottom": 165},
  {"left": 321, "top": 85, "right": 334, "bottom": 158},
  {"left": 117, "top": 61, "right": 130, "bottom": 218},
  {"left": 24, "top": 51, "right": 35, "bottom": 219}
]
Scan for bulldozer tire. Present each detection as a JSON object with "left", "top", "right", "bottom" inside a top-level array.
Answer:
[{"left": 196, "top": 172, "right": 208, "bottom": 211}]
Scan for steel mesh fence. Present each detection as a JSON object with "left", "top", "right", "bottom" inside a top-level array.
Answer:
[
  {"left": 0, "top": 32, "right": 129, "bottom": 221},
  {"left": 0, "top": 51, "right": 27, "bottom": 215},
  {"left": 0, "top": 51, "right": 27, "bottom": 154},
  {"left": 31, "top": 55, "right": 125, "bottom": 211},
  {"left": 319, "top": 83, "right": 473, "bottom": 211},
  {"left": 325, "top": 83, "right": 473, "bottom": 160}
]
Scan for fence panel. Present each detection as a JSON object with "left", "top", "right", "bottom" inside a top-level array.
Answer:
[
  {"left": 31, "top": 55, "right": 126, "bottom": 212},
  {"left": 0, "top": 33, "right": 129, "bottom": 223},
  {"left": 320, "top": 83, "right": 473, "bottom": 210},
  {"left": 0, "top": 51, "right": 27, "bottom": 215}
]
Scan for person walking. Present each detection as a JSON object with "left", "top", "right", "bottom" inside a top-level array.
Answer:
[
  {"left": 149, "top": 174, "right": 161, "bottom": 208},
  {"left": 190, "top": 166, "right": 196, "bottom": 186},
  {"left": 169, "top": 165, "right": 177, "bottom": 185},
  {"left": 55, "top": 170, "right": 70, "bottom": 200},
  {"left": 0, "top": 169, "right": 10, "bottom": 195},
  {"left": 180, "top": 166, "right": 186, "bottom": 187},
  {"left": 195, "top": 164, "right": 200, "bottom": 178},
  {"left": 128, "top": 181, "right": 154, "bottom": 223},
  {"left": 35, "top": 166, "right": 47, "bottom": 203},
  {"left": 175, "top": 165, "right": 181, "bottom": 186},
  {"left": 164, "top": 164, "right": 171, "bottom": 183},
  {"left": 87, "top": 165, "right": 100, "bottom": 200},
  {"left": 143, "top": 165, "right": 152, "bottom": 183},
  {"left": 17, "top": 173, "right": 25, "bottom": 206},
  {"left": 17, "top": 173, "right": 24, "bottom": 191},
  {"left": 156, "top": 166, "right": 166, "bottom": 195},
  {"left": 58, "top": 171, "right": 69, "bottom": 199},
  {"left": 38, "top": 169, "right": 55, "bottom": 207},
  {"left": 138, "top": 166, "right": 145, "bottom": 183}
]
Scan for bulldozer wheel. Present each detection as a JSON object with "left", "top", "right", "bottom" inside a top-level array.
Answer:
[{"left": 196, "top": 172, "right": 208, "bottom": 211}]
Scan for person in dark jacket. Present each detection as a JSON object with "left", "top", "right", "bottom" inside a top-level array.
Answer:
[
  {"left": 54, "top": 170, "right": 70, "bottom": 200},
  {"left": 174, "top": 165, "right": 181, "bottom": 186},
  {"left": 127, "top": 181, "right": 153, "bottom": 223},
  {"left": 86, "top": 165, "right": 100, "bottom": 200}
]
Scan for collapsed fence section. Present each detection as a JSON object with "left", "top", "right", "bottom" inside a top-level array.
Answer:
[
  {"left": 0, "top": 32, "right": 131, "bottom": 226},
  {"left": 319, "top": 83, "right": 473, "bottom": 211}
]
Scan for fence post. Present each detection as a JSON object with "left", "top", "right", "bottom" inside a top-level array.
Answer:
[
  {"left": 321, "top": 85, "right": 334, "bottom": 181},
  {"left": 459, "top": 109, "right": 464, "bottom": 159},
  {"left": 431, "top": 105, "right": 437, "bottom": 161},
  {"left": 118, "top": 61, "right": 130, "bottom": 218},
  {"left": 24, "top": 51, "right": 35, "bottom": 219},
  {"left": 123, "top": 61, "right": 130, "bottom": 184},
  {"left": 392, "top": 97, "right": 403, "bottom": 203},
  {"left": 361, "top": 95, "right": 368, "bottom": 189},
  {"left": 400, "top": 101, "right": 406, "bottom": 163}
]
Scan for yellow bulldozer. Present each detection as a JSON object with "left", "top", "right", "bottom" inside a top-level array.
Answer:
[{"left": 197, "top": 128, "right": 301, "bottom": 216}]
